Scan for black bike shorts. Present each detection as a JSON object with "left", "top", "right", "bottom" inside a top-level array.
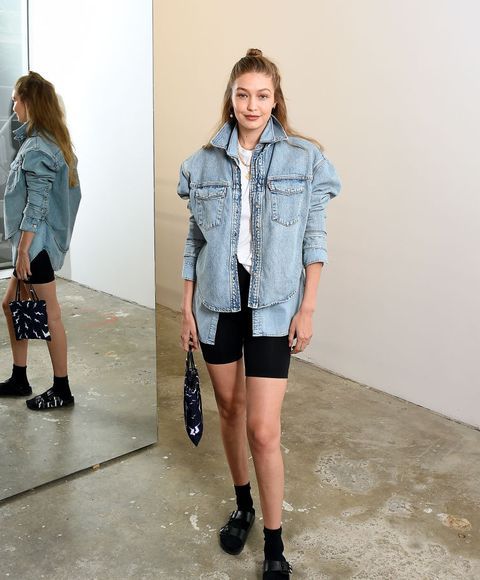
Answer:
[
  {"left": 200, "top": 261, "right": 291, "bottom": 379},
  {"left": 13, "top": 250, "right": 55, "bottom": 284}
]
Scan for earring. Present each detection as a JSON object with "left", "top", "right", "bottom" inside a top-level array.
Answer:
[{"left": 229, "top": 113, "right": 234, "bottom": 118}]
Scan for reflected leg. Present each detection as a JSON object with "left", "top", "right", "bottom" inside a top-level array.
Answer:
[
  {"left": 24, "top": 280, "right": 74, "bottom": 410},
  {"left": 1, "top": 276, "right": 29, "bottom": 365},
  {"left": 0, "top": 276, "right": 32, "bottom": 395},
  {"left": 32, "top": 280, "right": 67, "bottom": 377}
]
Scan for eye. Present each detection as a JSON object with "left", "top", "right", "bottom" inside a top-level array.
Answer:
[
  {"left": 259, "top": 95, "right": 269, "bottom": 100},
  {"left": 237, "top": 93, "right": 248, "bottom": 99}
]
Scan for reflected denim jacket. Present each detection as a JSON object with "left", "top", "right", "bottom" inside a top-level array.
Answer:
[
  {"left": 3, "top": 123, "right": 81, "bottom": 270},
  {"left": 178, "top": 116, "right": 340, "bottom": 344}
]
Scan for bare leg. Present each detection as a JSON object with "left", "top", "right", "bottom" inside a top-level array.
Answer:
[
  {"left": 32, "top": 280, "right": 67, "bottom": 377},
  {"left": 2, "top": 276, "right": 29, "bottom": 366},
  {"left": 246, "top": 377, "right": 288, "bottom": 530},
  {"left": 205, "top": 358, "right": 249, "bottom": 485}
]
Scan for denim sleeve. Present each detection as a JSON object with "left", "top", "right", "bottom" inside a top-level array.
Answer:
[
  {"left": 303, "top": 156, "right": 341, "bottom": 267},
  {"left": 19, "top": 150, "right": 57, "bottom": 232},
  {"left": 177, "top": 163, "right": 206, "bottom": 281}
]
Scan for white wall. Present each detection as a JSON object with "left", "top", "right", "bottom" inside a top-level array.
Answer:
[
  {"left": 29, "top": 0, "right": 155, "bottom": 308},
  {"left": 155, "top": 0, "right": 480, "bottom": 427}
]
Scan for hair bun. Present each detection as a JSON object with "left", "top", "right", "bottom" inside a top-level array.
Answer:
[{"left": 246, "top": 48, "right": 263, "bottom": 57}]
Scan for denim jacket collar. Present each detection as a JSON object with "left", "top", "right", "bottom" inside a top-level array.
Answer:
[
  {"left": 210, "top": 115, "right": 288, "bottom": 158},
  {"left": 13, "top": 122, "right": 38, "bottom": 143}
]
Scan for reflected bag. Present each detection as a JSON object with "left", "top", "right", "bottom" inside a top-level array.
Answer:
[
  {"left": 183, "top": 348, "right": 203, "bottom": 446},
  {"left": 9, "top": 281, "right": 51, "bottom": 341}
]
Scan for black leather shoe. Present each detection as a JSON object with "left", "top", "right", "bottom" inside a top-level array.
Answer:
[
  {"left": 263, "top": 559, "right": 293, "bottom": 578},
  {"left": 219, "top": 508, "right": 255, "bottom": 555}
]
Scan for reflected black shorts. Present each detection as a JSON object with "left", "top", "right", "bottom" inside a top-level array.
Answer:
[
  {"left": 13, "top": 250, "right": 55, "bottom": 284},
  {"left": 199, "top": 262, "right": 291, "bottom": 379}
]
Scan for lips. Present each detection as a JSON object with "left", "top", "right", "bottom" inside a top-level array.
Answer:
[{"left": 245, "top": 115, "right": 260, "bottom": 121}]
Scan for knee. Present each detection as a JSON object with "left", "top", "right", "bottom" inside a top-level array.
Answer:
[
  {"left": 46, "top": 304, "right": 62, "bottom": 326},
  {"left": 247, "top": 422, "right": 281, "bottom": 454},
  {"left": 2, "top": 297, "right": 11, "bottom": 315},
  {"left": 216, "top": 396, "right": 246, "bottom": 423}
]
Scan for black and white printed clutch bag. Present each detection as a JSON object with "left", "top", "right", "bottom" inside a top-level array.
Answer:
[
  {"left": 9, "top": 281, "right": 51, "bottom": 341},
  {"left": 183, "top": 348, "right": 203, "bottom": 446}
]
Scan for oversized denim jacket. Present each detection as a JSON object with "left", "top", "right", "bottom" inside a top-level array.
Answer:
[
  {"left": 3, "top": 123, "right": 81, "bottom": 271},
  {"left": 178, "top": 116, "right": 340, "bottom": 345}
]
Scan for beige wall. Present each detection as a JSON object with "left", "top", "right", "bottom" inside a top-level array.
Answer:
[
  {"left": 154, "top": 1, "right": 480, "bottom": 427},
  {"left": 154, "top": 0, "right": 345, "bottom": 309}
]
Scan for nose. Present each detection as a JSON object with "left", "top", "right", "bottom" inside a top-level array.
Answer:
[{"left": 247, "top": 98, "right": 257, "bottom": 111}]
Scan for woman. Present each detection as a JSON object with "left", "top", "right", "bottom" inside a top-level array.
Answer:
[
  {"left": 0, "top": 71, "right": 81, "bottom": 410},
  {"left": 178, "top": 49, "right": 340, "bottom": 579}
]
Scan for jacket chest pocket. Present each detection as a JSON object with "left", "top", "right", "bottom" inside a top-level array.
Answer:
[
  {"left": 192, "top": 182, "right": 227, "bottom": 230},
  {"left": 5, "top": 157, "right": 23, "bottom": 193},
  {"left": 267, "top": 176, "right": 307, "bottom": 226}
]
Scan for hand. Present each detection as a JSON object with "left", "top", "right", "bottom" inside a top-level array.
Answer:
[
  {"left": 180, "top": 310, "right": 200, "bottom": 352},
  {"left": 288, "top": 309, "right": 314, "bottom": 354},
  {"left": 15, "top": 251, "right": 32, "bottom": 281}
]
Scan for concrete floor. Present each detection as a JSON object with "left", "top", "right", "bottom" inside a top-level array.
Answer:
[
  {"left": 0, "top": 278, "right": 157, "bottom": 500},
  {"left": 1, "top": 304, "right": 480, "bottom": 579}
]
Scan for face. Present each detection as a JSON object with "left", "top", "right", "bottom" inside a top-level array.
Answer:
[
  {"left": 12, "top": 90, "right": 28, "bottom": 123},
  {"left": 231, "top": 72, "right": 276, "bottom": 136}
]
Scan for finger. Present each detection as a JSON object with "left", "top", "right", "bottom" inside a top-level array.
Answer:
[
  {"left": 293, "top": 340, "right": 305, "bottom": 354},
  {"left": 181, "top": 335, "right": 189, "bottom": 351},
  {"left": 288, "top": 328, "right": 296, "bottom": 348},
  {"left": 191, "top": 333, "right": 200, "bottom": 351}
]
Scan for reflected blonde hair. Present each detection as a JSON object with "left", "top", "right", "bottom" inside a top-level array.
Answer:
[
  {"left": 207, "top": 48, "right": 323, "bottom": 150},
  {"left": 15, "top": 71, "right": 78, "bottom": 186}
]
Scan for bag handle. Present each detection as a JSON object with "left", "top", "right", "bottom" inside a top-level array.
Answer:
[
  {"left": 15, "top": 280, "right": 40, "bottom": 302},
  {"left": 185, "top": 347, "right": 196, "bottom": 371}
]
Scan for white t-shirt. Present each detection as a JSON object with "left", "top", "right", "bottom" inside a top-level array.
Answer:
[{"left": 237, "top": 144, "right": 253, "bottom": 273}]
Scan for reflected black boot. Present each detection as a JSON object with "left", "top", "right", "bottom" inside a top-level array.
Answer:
[
  {"left": 26, "top": 375, "right": 74, "bottom": 410},
  {"left": 0, "top": 365, "right": 32, "bottom": 396}
]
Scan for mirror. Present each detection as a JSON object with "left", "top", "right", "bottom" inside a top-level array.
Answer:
[{"left": 0, "top": 0, "right": 157, "bottom": 501}]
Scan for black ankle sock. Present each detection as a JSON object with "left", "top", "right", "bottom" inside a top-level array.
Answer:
[
  {"left": 264, "top": 526, "right": 285, "bottom": 562},
  {"left": 12, "top": 364, "right": 28, "bottom": 383},
  {"left": 234, "top": 482, "right": 254, "bottom": 512},
  {"left": 52, "top": 375, "right": 72, "bottom": 399}
]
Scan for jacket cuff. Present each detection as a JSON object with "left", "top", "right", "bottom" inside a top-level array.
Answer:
[
  {"left": 303, "top": 247, "right": 328, "bottom": 267},
  {"left": 182, "top": 257, "right": 197, "bottom": 281},
  {"left": 19, "top": 215, "right": 42, "bottom": 232}
]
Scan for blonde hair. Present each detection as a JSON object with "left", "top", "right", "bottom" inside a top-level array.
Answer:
[
  {"left": 208, "top": 48, "right": 323, "bottom": 150},
  {"left": 15, "top": 71, "right": 78, "bottom": 186}
]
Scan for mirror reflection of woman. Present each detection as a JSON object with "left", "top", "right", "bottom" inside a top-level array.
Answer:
[
  {"left": 178, "top": 50, "right": 340, "bottom": 579},
  {"left": 0, "top": 72, "right": 81, "bottom": 410}
]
